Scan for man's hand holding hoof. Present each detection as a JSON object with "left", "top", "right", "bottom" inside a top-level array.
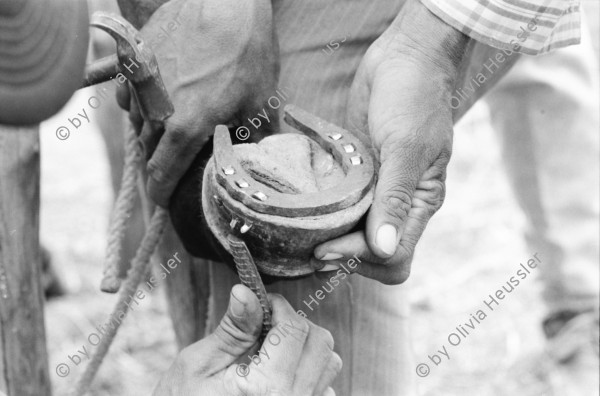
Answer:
[
  {"left": 117, "top": 0, "right": 279, "bottom": 207},
  {"left": 314, "top": 0, "right": 469, "bottom": 285}
]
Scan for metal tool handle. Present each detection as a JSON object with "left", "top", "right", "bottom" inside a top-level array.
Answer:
[{"left": 227, "top": 234, "right": 272, "bottom": 339}]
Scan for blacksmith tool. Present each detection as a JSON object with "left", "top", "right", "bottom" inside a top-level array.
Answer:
[
  {"left": 228, "top": 233, "right": 273, "bottom": 339},
  {"left": 82, "top": 12, "right": 174, "bottom": 123}
]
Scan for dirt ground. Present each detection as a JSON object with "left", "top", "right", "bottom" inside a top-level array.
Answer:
[{"left": 39, "top": 4, "right": 599, "bottom": 395}]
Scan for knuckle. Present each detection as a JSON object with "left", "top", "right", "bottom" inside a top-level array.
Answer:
[
  {"left": 293, "top": 319, "right": 311, "bottom": 337},
  {"left": 363, "top": 43, "right": 388, "bottom": 72},
  {"left": 398, "top": 232, "right": 420, "bottom": 255},
  {"left": 167, "top": 126, "right": 194, "bottom": 145},
  {"left": 430, "top": 179, "right": 446, "bottom": 199},
  {"left": 314, "top": 327, "right": 335, "bottom": 351},
  {"left": 215, "top": 317, "right": 254, "bottom": 346},
  {"left": 379, "top": 187, "right": 412, "bottom": 221},
  {"left": 428, "top": 149, "right": 451, "bottom": 179},
  {"left": 398, "top": 243, "right": 416, "bottom": 264},
  {"left": 437, "top": 146, "right": 452, "bottom": 164},
  {"left": 278, "top": 315, "right": 310, "bottom": 340},
  {"left": 330, "top": 353, "right": 343, "bottom": 375},
  {"left": 416, "top": 179, "right": 446, "bottom": 216},
  {"left": 428, "top": 180, "right": 446, "bottom": 214},
  {"left": 269, "top": 293, "right": 292, "bottom": 312}
]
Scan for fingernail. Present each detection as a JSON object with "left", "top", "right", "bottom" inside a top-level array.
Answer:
[
  {"left": 319, "top": 253, "right": 343, "bottom": 261},
  {"left": 376, "top": 224, "right": 397, "bottom": 255},
  {"left": 318, "top": 264, "right": 341, "bottom": 272},
  {"left": 229, "top": 289, "right": 246, "bottom": 318}
]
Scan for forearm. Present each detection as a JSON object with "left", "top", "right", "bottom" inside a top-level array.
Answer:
[
  {"left": 379, "top": 0, "right": 519, "bottom": 120},
  {"left": 379, "top": 0, "right": 470, "bottom": 90}
]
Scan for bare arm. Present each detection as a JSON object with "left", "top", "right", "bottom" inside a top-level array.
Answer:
[{"left": 314, "top": 0, "right": 518, "bottom": 283}]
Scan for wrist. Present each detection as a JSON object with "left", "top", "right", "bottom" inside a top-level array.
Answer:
[{"left": 378, "top": 0, "right": 469, "bottom": 86}]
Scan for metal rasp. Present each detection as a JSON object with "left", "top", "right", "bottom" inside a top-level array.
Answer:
[{"left": 227, "top": 234, "right": 273, "bottom": 339}]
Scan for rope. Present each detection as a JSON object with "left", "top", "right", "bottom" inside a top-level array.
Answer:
[
  {"left": 72, "top": 207, "right": 168, "bottom": 396},
  {"left": 100, "top": 124, "right": 143, "bottom": 293},
  {"left": 72, "top": 122, "right": 169, "bottom": 395}
]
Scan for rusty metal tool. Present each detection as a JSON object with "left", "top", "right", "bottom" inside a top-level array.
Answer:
[
  {"left": 228, "top": 233, "right": 273, "bottom": 339},
  {"left": 82, "top": 12, "right": 174, "bottom": 123}
]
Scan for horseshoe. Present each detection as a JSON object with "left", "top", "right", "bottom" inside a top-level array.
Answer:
[
  {"left": 201, "top": 105, "right": 376, "bottom": 277},
  {"left": 212, "top": 105, "right": 375, "bottom": 217}
]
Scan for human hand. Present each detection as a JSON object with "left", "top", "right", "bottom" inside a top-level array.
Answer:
[
  {"left": 118, "top": 0, "right": 279, "bottom": 207},
  {"left": 314, "top": 0, "right": 469, "bottom": 284},
  {"left": 153, "top": 284, "right": 341, "bottom": 396}
]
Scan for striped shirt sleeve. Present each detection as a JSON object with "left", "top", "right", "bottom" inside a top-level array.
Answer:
[{"left": 419, "top": 0, "right": 581, "bottom": 55}]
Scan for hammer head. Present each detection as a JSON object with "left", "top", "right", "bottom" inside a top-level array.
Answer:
[{"left": 90, "top": 12, "right": 173, "bottom": 122}]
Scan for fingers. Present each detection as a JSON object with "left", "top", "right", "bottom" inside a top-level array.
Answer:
[
  {"left": 257, "top": 294, "right": 310, "bottom": 387},
  {"left": 116, "top": 83, "right": 130, "bottom": 111},
  {"left": 118, "top": 84, "right": 210, "bottom": 207},
  {"left": 314, "top": 175, "right": 444, "bottom": 284},
  {"left": 117, "top": 84, "right": 157, "bottom": 155},
  {"left": 314, "top": 354, "right": 342, "bottom": 396},
  {"left": 128, "top": 92, "right": 143, "bottom": 134},
  {"left": 314, "top": 231, "right": 381, "bottom": 265},
  {"left": 292, "top": 322, "right": 336, "bottom": 393},
  {"left": 254, "top": 294, "right": 341, "bottom": 395},
  {"left": 365, "top": 137, "right": 423, "bottom": 259},
  {"left": 182, "top": 284, "right": 263, "bottom": 375},
  {"left": 313, "top": 229, "right": 409, "bottom": 284},
  {"left": 139, "top": 121, "right": 164, "bottom": 161},
  {"left": 359, "top": 201, "right": 433, "bottom": 284},
  {"left": 146, "top": 117, "right": 211, "bottom": 207}
]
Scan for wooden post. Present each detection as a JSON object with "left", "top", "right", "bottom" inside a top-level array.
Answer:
[{"left": 0, "top": 126, "right": 50, "bottom": 396}]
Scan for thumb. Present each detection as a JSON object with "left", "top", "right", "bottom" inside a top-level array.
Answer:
[
  {"left": 184, "top": 284, "right": 264, "bottom": 374},
  {"left": 366, "top": 138, "right": 424, "bottom": 259}
]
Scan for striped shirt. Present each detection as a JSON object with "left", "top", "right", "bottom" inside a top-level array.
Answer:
[{"left": 420, "top": 0, "right": 581, "bottom": 55}]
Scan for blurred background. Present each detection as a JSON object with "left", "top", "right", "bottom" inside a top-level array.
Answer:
[{"left": 40, "top": 2, "right": 599, "bottom": 395}]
